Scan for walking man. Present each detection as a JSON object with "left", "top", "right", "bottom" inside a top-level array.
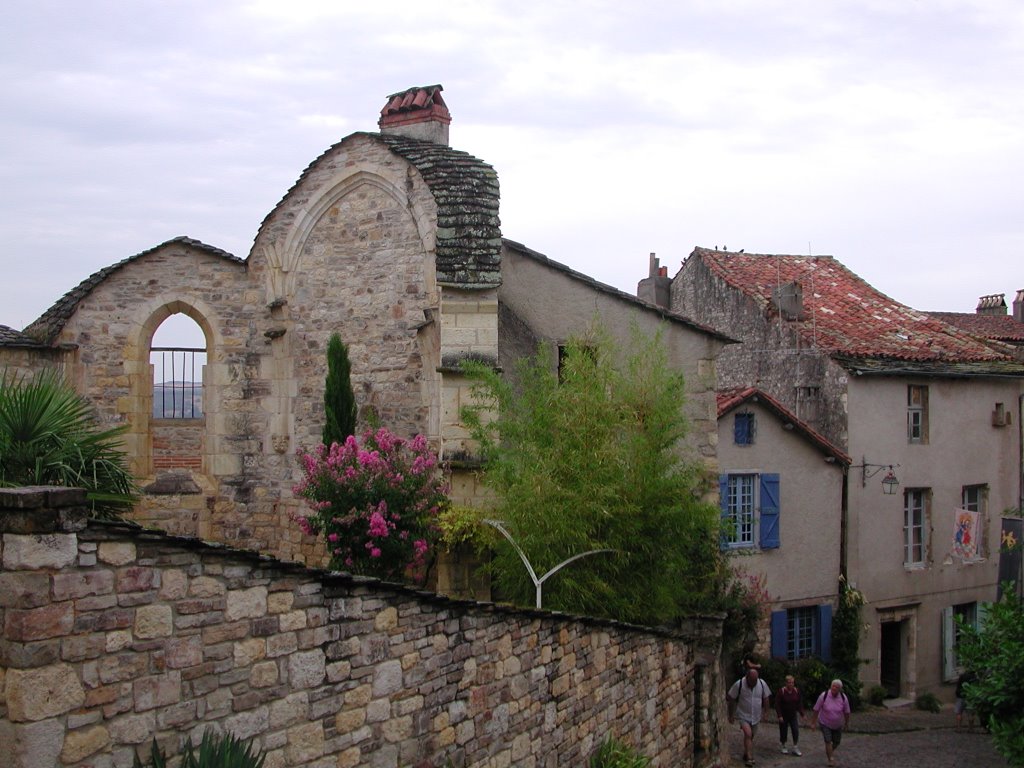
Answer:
[
  {"left": 727, "top": 662, "right": 772, "bottom": 766},
  {"left": 810, "top": 679, "right": 851, "bottom": 767}
]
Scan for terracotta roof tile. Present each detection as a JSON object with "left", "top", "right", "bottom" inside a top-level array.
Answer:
[
  {"left": 926, "top": 311, "right": 1024, "bottom": 343},
  {"left": 693, "top": 247, "right": 1013, "bottom": 364},
  {"left": 379, "top": 85, "right": 451, "bottom": 128}
]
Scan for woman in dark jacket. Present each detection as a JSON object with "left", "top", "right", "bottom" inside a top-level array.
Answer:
[{"left": 776, "top": 674, "right": 805, "bottom": 755}]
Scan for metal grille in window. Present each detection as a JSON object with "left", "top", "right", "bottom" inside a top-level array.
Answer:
[{"left": 152, "top": 347, "right": 204, "bottom": 419}]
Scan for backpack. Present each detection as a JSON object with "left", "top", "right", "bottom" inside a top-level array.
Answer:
[{"left": 815, "top": 690, "right": 849, "bottom": 709}]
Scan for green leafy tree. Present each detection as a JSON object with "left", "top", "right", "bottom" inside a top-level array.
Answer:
[
  {"left": 322, "top": 333, "right": 357, "bottom": 446},
  {"left": 0, "top": 368, "right": 137, "bottom": 518},
  {"left": 957, "top": 587, "right": 1024, "bottom": 766},
  {"left": 460, "top": 323, "right": 722, "bottom": 626}
]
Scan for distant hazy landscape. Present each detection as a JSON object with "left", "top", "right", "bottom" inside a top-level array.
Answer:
[{"left": 153, "top": 382, "right": 203, "bottom": 419}]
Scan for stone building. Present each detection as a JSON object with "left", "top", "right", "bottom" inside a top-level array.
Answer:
[
  {"left": 654, "top": 247, "right": 1024, "bottom": 701},
  {"left": 0, "top": 87, "right": 731, "bottom": 579}
]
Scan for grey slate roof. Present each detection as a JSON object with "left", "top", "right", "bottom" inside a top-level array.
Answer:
[
  {"left": 833, "top": 355, "right": 1024, "bottom": 378},
  {"left": 22, "top": 237, "right": 242, "bottom": 346},
  {"left": 377, "top": 134, "right": 501, "bottom": 288},
  {"left": 0, "top": 325, "right": 49, "bottom": 349}
]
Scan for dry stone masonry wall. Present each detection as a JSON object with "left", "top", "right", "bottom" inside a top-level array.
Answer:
[{"left": 0, "top": 488, "right": 723, "bottom": 768}]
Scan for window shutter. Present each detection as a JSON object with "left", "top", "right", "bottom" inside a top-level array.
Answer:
[
  {"left": 735, "top": 413, "right": 754, "bottom": 444},
  {"left": 977, "top": 602, "right": 990, "bottom": 632},
  {"left": 759, "top": 474, "right": 781, "bottom": 549},
  {"left": 941, "top": 606, "right": 957, "bottom": 682},
  {"left": 817, "top": 604, "right": 833, "bottom": 662},
  {"left": 771, "top": 610, "right": 788, "bottom": 659},
  {"left": 719, "top": 474, "right": 729, "bottom": 550}
]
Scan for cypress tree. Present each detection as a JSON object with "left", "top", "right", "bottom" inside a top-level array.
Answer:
[{"left": 322, "top": 333, "right": 357, "bottom": 446}]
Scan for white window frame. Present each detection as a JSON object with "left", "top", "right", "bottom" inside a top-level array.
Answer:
[
  {"left": 907, "top": 385, "right": 928, "bottom": 444},
  {"left": 724, "top": 474, "right": 757, "bottom": 548},
  {"left": 787, "top": 606, "right": 816, "bottom": 660},
  {"left": 903, "top": 488, "right": 929, "bottom": 567}
]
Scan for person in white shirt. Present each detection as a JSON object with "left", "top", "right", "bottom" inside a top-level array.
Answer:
[{"left": 728, "top": 663, "right": 772, "bottom": 767}]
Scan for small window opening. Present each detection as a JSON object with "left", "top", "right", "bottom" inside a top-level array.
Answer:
[{"left": 150, "top": 314, "right": 206, "bottom": 419}]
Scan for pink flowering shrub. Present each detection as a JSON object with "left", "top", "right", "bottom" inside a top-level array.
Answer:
[{"left": 293, "top": 428, "right": 448, "bottom": 583}]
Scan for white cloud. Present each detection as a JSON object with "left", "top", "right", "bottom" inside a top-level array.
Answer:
[{"left": 0, "top": 0, "right": 1021, "bottom": 333}]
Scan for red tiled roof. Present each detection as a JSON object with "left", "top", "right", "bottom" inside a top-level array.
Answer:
[
  {"left": 693, "top": 247, "right": 1011, "bottom": 363},
  {"left": 716, "top": 386, "right": 851, "bottom": 465},
  {"left": 926, "top": 312, "right": 1024, "bottom": 343}
]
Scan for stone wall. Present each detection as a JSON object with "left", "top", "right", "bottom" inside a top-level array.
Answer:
[
  {"left": 671, "top": 257, "right": 849, "bottom": 449},
  {"left": 0, "top": 488, "right": 725, "bottom": 768}
]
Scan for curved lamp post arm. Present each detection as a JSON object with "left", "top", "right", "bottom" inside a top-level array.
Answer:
[{"left": 482, "top": 519, "right": 616, "bottom": 610}]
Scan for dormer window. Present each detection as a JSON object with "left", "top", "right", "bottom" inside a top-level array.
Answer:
[{"left": 734, "top": 412, "right": 756, "bottom": 445}]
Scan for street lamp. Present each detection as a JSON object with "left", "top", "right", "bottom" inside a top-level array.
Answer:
[{"left": 853, "top": 458, "right": 901, "bottom": 494}]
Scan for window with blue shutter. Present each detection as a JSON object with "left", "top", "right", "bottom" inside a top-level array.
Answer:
[
  {"left": 721, "top": 474, "right": 756, "bottom": 548},
  {"left": 759, "top": 474, "right": 780, "bottom": 549},
  {"left": 773, "top": 604, "right": 833, "bottom": 661}
]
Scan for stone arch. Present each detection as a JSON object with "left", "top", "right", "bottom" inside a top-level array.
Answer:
[
  {"left": 126, "top": 298, "right": 222, "bottom": 538},
  {"left": 258, "top": 165, "right": 438, "bottom": 306}
]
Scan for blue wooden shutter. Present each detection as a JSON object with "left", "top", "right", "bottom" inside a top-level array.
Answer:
[
  {"left": 759, "top": 474, "right": 781, "bottom": 549},
  {"left": 734, "top": 413, "right": 753, "bottom": 444},
  {"left": 771, "top": 610, "right": 788, "bottom": 659},
  {"left": 817, "top": 604, "right": 833, "bottom": 662},
  {"left": 719, "top": 474, "right": 729, "bottom": 549}
]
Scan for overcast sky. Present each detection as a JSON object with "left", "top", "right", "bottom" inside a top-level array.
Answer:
[{"left": 2, "top": 0, "right": 1022, "bottom": 343}]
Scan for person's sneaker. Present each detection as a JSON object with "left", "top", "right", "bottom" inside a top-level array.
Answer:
[
  {"left": 791, "top": 746, "right": 802, "bottom": 756},
  {"left": 781, "top": 745, "right": 789, "bottom": 754}
]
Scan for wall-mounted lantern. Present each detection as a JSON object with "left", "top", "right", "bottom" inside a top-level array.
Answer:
[{"left": 853, "top": 457, "right": 901, "bottom": 495}]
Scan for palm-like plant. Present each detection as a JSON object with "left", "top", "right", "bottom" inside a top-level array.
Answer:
[{"left": 0, "top": 368, "right": 137, "bottom": 518}]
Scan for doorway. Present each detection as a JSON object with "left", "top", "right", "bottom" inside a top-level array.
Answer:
[{"left": 880, "top": 621, "right": 902, "bottom": 698}]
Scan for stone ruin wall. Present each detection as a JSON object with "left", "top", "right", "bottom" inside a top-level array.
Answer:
[
  {"left": 17, "top": 135, "right": 479, "bottom": 572},
  {"left": 0, "top": 487, "right": 724, "bottom": 768}
]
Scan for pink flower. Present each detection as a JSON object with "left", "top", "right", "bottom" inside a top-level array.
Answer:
[
  {"left": 368, "top": 511, "right": 390, "bottom": 538},
  {"left": 370, "top": 547, "right": 382, "bottom": 558},
  {"left": 327, "top": 533, "right": 339, "bottom": 543}
]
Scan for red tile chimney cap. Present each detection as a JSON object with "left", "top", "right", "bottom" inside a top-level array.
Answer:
[{"left": 379, "top": 84, "right": 451, "bottom": 129}]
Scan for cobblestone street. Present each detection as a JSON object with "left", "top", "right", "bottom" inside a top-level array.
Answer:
[{"left": 725, "top": 705, "right": 1009, "bottom": 768}]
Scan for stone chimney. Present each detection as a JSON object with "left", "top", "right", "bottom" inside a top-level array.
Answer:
[
  {"left": 379, "top": 84, "right": 451, "bottom": 145},
  {"left": 637, "top": 253, "right": 673, "bottom": 309},
  {"left": 773, "top": 281, "right": 805, "bottom": 320},
  {"left": 1013, "top": 289, "right": 1024, "bottom": 323},
  {"left": 976, "top": 293, "right": 1007, "bottom": 316}
]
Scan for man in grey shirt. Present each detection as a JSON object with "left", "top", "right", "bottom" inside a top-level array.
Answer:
[{"left": 728, "top": 663, "right": 772, "bottom": 766}]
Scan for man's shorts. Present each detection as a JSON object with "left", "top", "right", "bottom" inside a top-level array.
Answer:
[
  {"left": 820, "top": 725, "right": 843, "bottom": 746},
  {"left": 739, "top": 720, "right": 759, "bottom": 736}
]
